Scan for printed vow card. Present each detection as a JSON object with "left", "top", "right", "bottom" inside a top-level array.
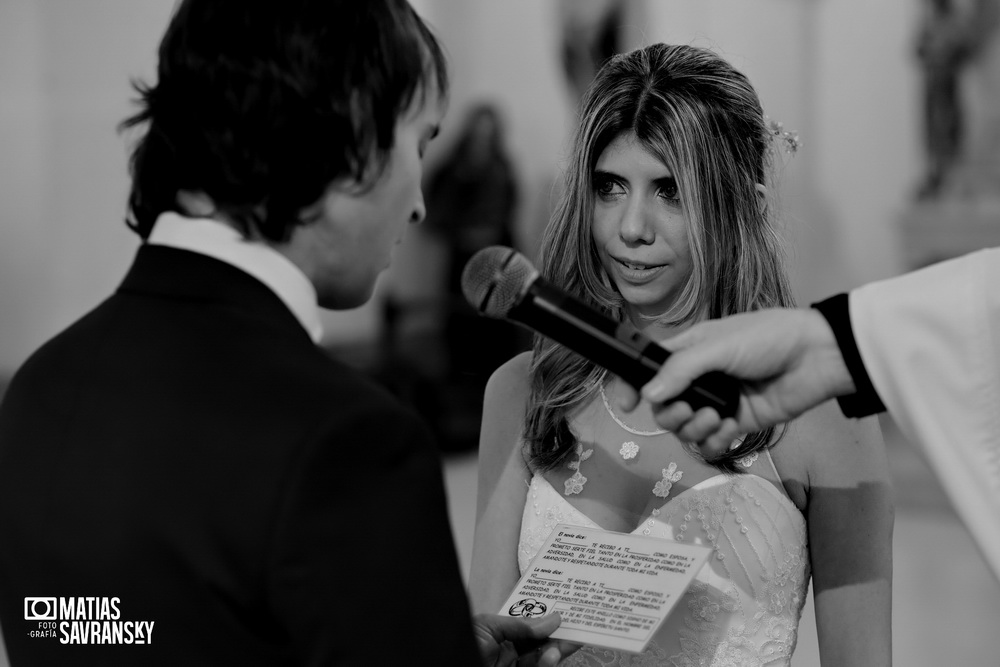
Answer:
[{"left": 499, "top": 524, "right": 711, "bottom": 654}]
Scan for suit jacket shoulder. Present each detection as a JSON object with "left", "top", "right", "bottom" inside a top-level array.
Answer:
[{"left": 0, "top": 246, "right": 480, "bottom": 666}]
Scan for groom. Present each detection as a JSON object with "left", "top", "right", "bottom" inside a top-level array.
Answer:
[{"left": 0, "top": 1, "right": 564, "bottom": 665}]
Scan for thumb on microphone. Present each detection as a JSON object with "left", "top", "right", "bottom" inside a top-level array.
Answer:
[
  {"left": 614, "top": 328, "right": 701, "bottom": 419},
  {"left": 640, "top": 327, "right": 709, "bottom": 409}
]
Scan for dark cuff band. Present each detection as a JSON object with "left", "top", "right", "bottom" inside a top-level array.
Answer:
[{"left": 811, "top": 293, "right": 887, "bottom": 418}]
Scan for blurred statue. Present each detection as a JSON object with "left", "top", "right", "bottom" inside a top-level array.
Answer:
[
  {"left": 916, "top": 0, "right": 998, "bottom": 199},
  {"left": 518, "top": 0, "right": 625, "bottom": 263},
  {"left": 558, "top": 0, "right": 625, "bottom": 101},
  {"left": 423, "top": 102, "right": 520, "bottom": 383},
  {"left": 425, "top": 103, "right": 517, "bottom": 285}
]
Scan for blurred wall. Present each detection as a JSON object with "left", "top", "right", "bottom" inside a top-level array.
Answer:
[
  {"left": 0, "top": 0, "right": 175, "bottom": 378},
  {"left": 0, "top": 0, "right": 923, "bottom": 377}
]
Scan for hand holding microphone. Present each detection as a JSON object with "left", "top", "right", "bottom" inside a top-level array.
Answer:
[{"left": 460, "top": 246, "right": 741, "bottom": 420}]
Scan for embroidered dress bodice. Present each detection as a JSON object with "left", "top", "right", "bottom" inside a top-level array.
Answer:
[{"left": 518, "top": 465, "right": 809, "bottom": 666}]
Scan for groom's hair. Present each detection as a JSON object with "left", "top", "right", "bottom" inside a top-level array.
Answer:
[{"left": 119, "top": 0, "right": 448, "bottom": 242}]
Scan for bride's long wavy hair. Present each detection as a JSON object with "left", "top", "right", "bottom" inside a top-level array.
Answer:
[{"left": 524, "top": 43, "right": 794, "bottom": 474}]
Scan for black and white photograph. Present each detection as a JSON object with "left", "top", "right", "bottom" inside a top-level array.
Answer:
[{"left": 1, "top": 1, "right": 998, "bottom": 665}]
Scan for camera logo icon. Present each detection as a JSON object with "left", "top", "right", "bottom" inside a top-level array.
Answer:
[{"left": 24, "top": 597, "right": 57, "bottom": 621}]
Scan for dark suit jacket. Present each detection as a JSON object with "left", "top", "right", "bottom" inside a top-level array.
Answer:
[{"left": 0, "top": 245, "right": 480, "bottom": 665}]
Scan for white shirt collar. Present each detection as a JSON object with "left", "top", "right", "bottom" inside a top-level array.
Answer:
[{"left": 146, "top": 212, "right": 324, "bottom": 344}]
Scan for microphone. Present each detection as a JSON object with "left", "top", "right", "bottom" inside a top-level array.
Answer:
[{"left": 460, "top": 245, "right": 739, "bottom": 418}]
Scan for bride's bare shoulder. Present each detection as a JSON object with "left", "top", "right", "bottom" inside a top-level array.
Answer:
[
  {"left": 479, "top": 352, "right": 534, "bottom": 472},
  {"left": 485, "top": 351, "right": 533, "bottom": 410}
]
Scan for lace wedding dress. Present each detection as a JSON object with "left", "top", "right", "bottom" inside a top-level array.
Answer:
[{"left": 518, "top": 462, "right": 809, "bottom": 666}]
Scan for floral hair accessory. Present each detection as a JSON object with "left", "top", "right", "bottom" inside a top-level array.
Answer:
[{"left": 766, "top": 117, "right": 801, "bottom": 154}]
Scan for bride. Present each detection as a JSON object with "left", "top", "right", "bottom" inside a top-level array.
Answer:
[{"left": 469, "top": 44, "right": 893, "bottom": 666}]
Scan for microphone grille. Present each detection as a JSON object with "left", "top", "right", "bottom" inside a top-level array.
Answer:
[{"left": 461, "top": 246, "right": 537, "bottom": 318}]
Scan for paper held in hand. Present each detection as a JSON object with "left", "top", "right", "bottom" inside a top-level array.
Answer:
[{"left": 499, "top": 523, "right": 711, "bottom": 654}]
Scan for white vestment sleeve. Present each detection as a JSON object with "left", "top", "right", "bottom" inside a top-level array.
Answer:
[{"left": 850, "top": 248, "right": 1000, "bottom": 580}]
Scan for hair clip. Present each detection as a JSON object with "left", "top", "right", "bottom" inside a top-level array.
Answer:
[{"left": 765, "top": 117, "right": 801, "bottom": 154}]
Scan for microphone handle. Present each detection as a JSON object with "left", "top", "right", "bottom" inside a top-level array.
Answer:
[{"left": 507, "top": 277, "right": 739, "bottom": 419}]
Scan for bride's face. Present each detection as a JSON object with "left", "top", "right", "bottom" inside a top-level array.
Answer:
[{"left": 591, "top": 132, "right": 693, "bottom": 321}]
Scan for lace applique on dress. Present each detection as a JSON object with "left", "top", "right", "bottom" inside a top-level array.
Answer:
[{"left": 518, "top": 473, "right": 809, "bottom": 666}]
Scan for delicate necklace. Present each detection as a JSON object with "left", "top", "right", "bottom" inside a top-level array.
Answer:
[
  {"left": 599, "top": 382, "right": 667, "bottom": 460},
  {"left": 599, "top": 383, "right": 668, "bottom": 436}
]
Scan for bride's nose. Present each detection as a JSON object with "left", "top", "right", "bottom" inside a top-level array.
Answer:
[{"left": 618, "top": 197, "right": 655, "bottom": 245}]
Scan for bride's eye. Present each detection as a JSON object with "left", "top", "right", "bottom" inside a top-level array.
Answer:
[
  {"left": 593, "top": 173, "right": 625, "bottom": 201},
  {"left": 657, "top": 178, "right": 680, "bottom": 203}
]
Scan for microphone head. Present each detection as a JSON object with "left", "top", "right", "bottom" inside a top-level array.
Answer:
[{"left": 461, "top": 246, "right": 538, "bottom": 318}]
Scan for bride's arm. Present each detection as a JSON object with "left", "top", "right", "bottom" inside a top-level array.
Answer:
[
  {"left": 795, "top": 402, "right": 894, "bottom": 666},
  {"left": 470, "top": 352, "right": 535, "bottom": 614}
]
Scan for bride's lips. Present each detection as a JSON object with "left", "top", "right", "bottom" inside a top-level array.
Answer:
[{"left": 611, "top": 257, "right": 667, "bottom": 283}]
